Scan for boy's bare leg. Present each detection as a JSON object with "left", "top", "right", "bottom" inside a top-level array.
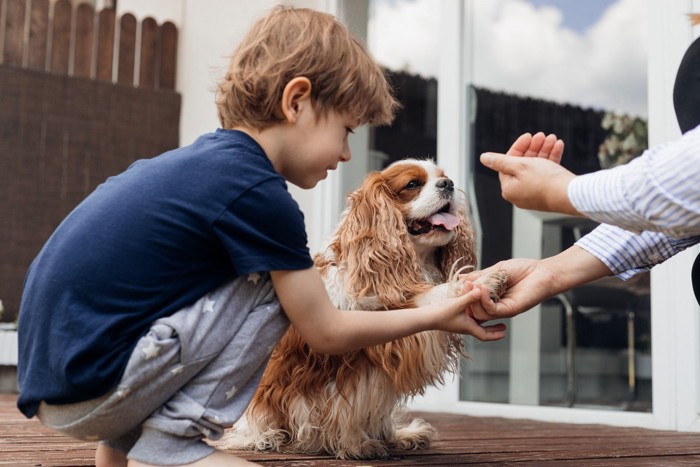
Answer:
[
  {"left": 127, "top": 450, "right": 259, "bottom": 466},
  {"left": 96, "top": 443, "right": 128, "bottom": 467}
]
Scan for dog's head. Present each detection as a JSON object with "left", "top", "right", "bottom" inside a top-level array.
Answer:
[
  {"left": 316, "top": 158, "right": 476, "bottom": 309},
  {"left": 380, "top": 159, "right": 463, "bottom": 252}
]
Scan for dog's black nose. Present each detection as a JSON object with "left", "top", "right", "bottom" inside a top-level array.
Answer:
[{"left": 436, "top": 178, "right": 454, "bottom": 192}]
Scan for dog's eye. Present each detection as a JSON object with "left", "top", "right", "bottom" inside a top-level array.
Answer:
[{"left": 403, "top": 180, "right": 422, "bottom": 190}]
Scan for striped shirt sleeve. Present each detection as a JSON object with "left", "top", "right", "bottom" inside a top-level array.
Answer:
[{"left": 568, "top": 125, "right": 700, "bottom": 279}]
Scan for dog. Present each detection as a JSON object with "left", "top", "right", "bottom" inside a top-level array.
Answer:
[{"left": 212, "top": 158, "right": 507, "bottom": 459}]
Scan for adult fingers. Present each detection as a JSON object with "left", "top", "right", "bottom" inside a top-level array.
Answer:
[
  {"left": 505, "top": 133, "right": 533, "bottom": 156},
  {"left": 523, "top": 132, "right": 546, "bottom": 157},
  {"left": 550, "top": 138, "right": 565, "bottom": 163},
  {"left": 538, "top": 134, "right": 558, "bottom": 158},
  {"left": 480, "top": 153, "right": 517, "bottom": 175}
]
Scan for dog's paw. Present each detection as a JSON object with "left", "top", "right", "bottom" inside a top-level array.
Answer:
[
  {"left": 447, "top": 274, "right": 469, "bottom": 297},
  {"left": 337, "top": 439, "right": 390, "bottom": 459},
  {"left": 211, "top": 426, "right": 289, "bottom": 453},
  {"left": 390, "top": 418, "right": 436, "bottom": 451},
  {"left": 474, "top": 269, "right": 509, "bottom": 302}
]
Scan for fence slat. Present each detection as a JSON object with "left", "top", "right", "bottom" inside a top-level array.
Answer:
[
  {"left": 73, "top": 3, "right": 94, "bottom": 78},
  {"left": 95, "top": 8, "right": 115, "bottom": 82},
  {"left": 117, "top": 13, "right": 136, "bottom": 85},
  {"left": 26, "top": 0, "right": 49, "bottom": 70},
  {"left": 138, "top": 17, "right": 157, "bottom": 89},
  {"left": 2, "top": 5, "right": 178, "bottom": 89},
  {"left": 159, "top": 21, "right": 177, "bottom": 90},
  {"left": 50, "top": 0, "right": 72, "bottom": 74},
  {"left": 3, "top": 0, "right": 26, "bottom": 66}
]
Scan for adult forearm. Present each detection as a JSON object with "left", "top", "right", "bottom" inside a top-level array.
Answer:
[{"left": 541, "top": 245, "right": 612, "bottom": 295}]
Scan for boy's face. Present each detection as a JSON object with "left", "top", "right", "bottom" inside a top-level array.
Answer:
[{"left": 282, "top": 106, "right": 357, "bottom": 189}]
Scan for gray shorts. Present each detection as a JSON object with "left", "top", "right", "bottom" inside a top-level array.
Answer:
[{"left": 37, "top": 273, "right": 288, "bottom": 465}]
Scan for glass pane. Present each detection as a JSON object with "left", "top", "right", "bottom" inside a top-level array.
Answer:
[
  {"left": 367, "top": 0, "right": 439, "bottom": 167},
  {"left": 462, "top": 0, "right": 651, "bottom": 411},
  {"left": 367, "top": 0, "right": 650, "bottom": 412}
]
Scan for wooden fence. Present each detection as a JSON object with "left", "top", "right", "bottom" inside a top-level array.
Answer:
[
  {"left": 0, "top": 0, "right": 177, "bottom": 89},
  {"left": 0, "top": 2, "right": 181, "bottom": 322}
]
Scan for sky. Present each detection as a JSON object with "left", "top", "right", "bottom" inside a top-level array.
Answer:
[{"left": 367, "top": 0, "right": 648, "bottom": 117}]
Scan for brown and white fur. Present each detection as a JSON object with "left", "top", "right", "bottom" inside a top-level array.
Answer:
[{"left": 213, "top": 159, "right": 507, "bottom": 459}]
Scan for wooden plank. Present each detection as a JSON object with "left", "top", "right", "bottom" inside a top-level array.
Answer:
[
  {"left": 95, "top": 8, "right": 115, "bottom": 82},
  {"left": 72, "top": 2, "right": 94, "bottom": 78},
  {"left": 158, "top": 20, "right": 177, "bottom": 90},
  {"left": 3, "top": 0, "right": 25, "bottom": 66},
  {"left": 3, "top": 393, "right": 700, "bottom": 466},
  {"left": 49, "top": 0, "right": 71, "bottom": 74},
  {"left": 26, "top": 0, "right": 48, "bottom": 70},
  {"left": 116, "top": 12, "right": 136, "bottom": 85},
  {"left": 138, "top": 16, "right": 157, "bottom": 89}
]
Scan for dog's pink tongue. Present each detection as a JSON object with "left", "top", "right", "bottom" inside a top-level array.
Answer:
[{"left": 429, "top": 212, "right": 460, "bottom": 230}]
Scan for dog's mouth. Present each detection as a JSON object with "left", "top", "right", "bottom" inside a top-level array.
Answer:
[{"left": 407, "top": 203, "right": 460, "bottom": 235}]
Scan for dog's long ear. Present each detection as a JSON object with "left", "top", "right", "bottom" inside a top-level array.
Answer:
[
  {"left": 439, "top": 192, "right": 477, "bottom": 277},
  {"left": 333, "top": 172, "right": 427, "bottom": 309}
]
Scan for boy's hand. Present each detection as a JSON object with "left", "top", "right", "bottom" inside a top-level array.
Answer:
[{"left": 435, "top": 283, "right": 507, "bottom": 341}]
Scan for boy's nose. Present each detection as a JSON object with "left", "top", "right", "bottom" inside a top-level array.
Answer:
[{"left": 340, "top": 142, "right": 351, "bottom": 162}]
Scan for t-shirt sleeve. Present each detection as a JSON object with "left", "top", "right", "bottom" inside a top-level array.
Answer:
[{"left": 213, "top": 177, "right": 313, "bottom": 275}]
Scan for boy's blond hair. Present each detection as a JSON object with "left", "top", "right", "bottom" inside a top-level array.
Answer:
[{"left": 216, "top": 5, "right": 399, "bottom": 130}]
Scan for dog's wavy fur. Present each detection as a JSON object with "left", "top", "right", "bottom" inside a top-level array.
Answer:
[{"left": 213, "top": 159, "right": 502, "bottom": 459}]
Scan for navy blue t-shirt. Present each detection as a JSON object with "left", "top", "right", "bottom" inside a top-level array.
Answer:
[{"left": 17, "top": 129, "right": 313, "bottom": 417}]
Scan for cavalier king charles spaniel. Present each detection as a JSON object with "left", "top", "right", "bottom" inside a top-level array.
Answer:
[{"left": 213, "top": 158, "right": 507, "bottom": 459}]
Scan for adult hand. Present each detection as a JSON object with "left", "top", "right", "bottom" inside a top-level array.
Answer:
[
  {"left": 467, "top": 246, "right": 613, "bottom": 322},
  {"left": 506, "top": 131, "right": 564, "bottom": 162},
  {"left": 480, "top": 152, "right": 579, "bottom": 215},
  {"left": 466, "top": 258, "right": 554, "bottom": 321}
]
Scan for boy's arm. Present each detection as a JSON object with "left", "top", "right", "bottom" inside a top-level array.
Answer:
[{"left": 270, "top": 267, "right": 506, "bottom": 355}]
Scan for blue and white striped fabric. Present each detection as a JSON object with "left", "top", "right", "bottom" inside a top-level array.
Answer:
[{"left": 568, "top": 124, "right": 700, "bottom": 280}]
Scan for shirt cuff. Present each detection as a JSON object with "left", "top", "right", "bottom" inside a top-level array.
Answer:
[{"left": 575, "top": 224, "right": 676, "bottom": 280}]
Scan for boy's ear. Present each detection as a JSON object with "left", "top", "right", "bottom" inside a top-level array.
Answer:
[{"left": 281, "top": 77, "right": 312, "bottom": 123}]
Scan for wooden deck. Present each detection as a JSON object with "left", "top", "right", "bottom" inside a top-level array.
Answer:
[{"left": 3, "top": 393, "right": 700, "bottom": 466}]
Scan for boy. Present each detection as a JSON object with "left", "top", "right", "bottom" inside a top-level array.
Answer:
[{"left": 17, "top": 6, "right": 506, "bottom": 467}]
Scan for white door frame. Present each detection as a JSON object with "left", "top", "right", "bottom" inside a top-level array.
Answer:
[{"left": 409, "top": 0, "right": 700, "bottom": 432}]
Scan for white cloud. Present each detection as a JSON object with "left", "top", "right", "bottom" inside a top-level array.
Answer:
[
  {"left": 368, "top": 0, "right": 648, "bottom": 116},
  {"left": 368, "top": 0, "right": 441, "bottom": 78}
]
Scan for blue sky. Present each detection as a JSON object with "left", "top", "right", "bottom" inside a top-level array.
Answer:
[
  {"left": 368, "top": 0, "right": 648, "bottom": 116},
  {"left": 528, "top": 0, "right": 614, "bottom": 33}
]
